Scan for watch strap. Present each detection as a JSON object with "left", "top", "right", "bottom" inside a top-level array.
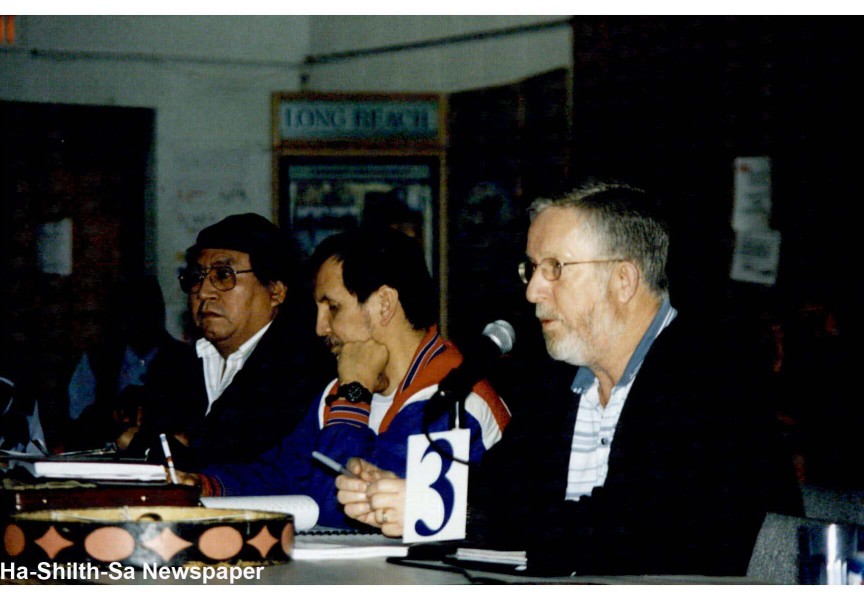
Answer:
[
  {"left": 323, "top": 382, "right": 372, "bottom": 428},
  {"left": 326, "top": 381, "right": 373, "bottom": 405}
]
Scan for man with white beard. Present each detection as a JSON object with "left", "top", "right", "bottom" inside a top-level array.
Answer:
[{"left": 337, "top": 181, "right": 802, "bottom": 577}]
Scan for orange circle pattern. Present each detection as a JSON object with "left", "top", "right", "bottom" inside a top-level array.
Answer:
[
  {"left": 84, "top": 527, "right": 136, "bottom": 562},
  {"left": 4, "top": 524, "right": 25, "bottom": 557},
  {"left": 198, "top": 526, "right": 243, "bottom": 560},
  {"left": 280, "top": 523, "right": 293, "bottom": 555}
]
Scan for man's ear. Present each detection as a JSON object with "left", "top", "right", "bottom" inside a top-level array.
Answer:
[
  {"left": 268, "top": 280, "right": 288, "bottom": 307},
  {"left": 613, "top": 261, "right": 640, "bottom": 304},
  {"left": 374, "top": 285, "right": 399, "bottom": 326}
]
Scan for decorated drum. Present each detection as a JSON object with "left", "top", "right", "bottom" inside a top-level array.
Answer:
[{"left": 2, "top": 506, "right": 293, "bottom": 568}]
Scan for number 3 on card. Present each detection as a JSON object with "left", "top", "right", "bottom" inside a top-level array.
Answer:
[{"left": 402, "top": 429, "right": 469, "bottom": 544}]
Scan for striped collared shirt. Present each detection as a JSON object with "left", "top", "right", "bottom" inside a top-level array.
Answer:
[{"left": 565, "top": 298, "right": 677, "bottom": 501}]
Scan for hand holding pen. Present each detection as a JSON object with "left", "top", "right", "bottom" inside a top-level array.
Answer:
[{"left": 332, "top": 456, "right": 406, "bottom": 537}]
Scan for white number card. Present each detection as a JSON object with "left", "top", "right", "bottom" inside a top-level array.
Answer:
[{"left": 402, "top": 429, "right": 469, "bottom": 544}]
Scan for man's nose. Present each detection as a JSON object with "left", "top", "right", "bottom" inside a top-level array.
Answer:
[
  {"left": 525, "top": 270, "right": 548, "bottom": 304},
  {"left": 315, "top": 308, "right": 330, "bottom": 337},
  {"left": 196, "top": 273, "right": 219, "bottom": 299}
]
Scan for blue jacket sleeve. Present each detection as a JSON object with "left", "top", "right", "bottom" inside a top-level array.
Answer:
[
  {"left": 197, "top": 392, "right": 369, "bottom": 529},
  {"left": 305, "top": 405, "right": 377, "bottom": 527},
  {"left": 201, "top": 398, "right": 321, "bottom": 496}
]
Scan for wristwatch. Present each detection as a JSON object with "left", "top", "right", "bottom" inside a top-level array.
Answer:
[{"left": 326, "top": 381, "right": 372, "bottom": 405}]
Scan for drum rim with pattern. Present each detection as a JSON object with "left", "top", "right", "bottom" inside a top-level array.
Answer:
[{"left": 2, "top": 505, "right": 294, "bottom": 568}]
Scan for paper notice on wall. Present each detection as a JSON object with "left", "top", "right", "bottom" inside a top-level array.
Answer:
[
  {"left": 167, "top": 148, "right": 257, "bottom": 241},
  {"left": 730, "top": 229, "right": 781, "bottom": 285},
  {"left": 36, "top": 218, "right": 73, "bottom": 275},
  {"left": 733, "top": 157, "right": 772, "bottom": 231}
]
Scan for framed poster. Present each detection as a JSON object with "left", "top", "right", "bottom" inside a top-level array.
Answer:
[{"left": 279, "top": 156, "right": 439, "bottom": 279}]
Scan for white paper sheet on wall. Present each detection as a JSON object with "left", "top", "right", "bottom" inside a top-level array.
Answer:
[
  {"left": 36, "top": 218, "right": 73, "bottom": 275},
  {"left": 733, "top": 156, "right": 772, "bottom": 232},
  {"left": 730, "top": 229, "right": 782, "bottom": 286},
  {"left": 171, "top": 149, "right": 255, "bottom": 240},
  {"left": 730, "top": 157, "right": 781, "bottom": 285}
]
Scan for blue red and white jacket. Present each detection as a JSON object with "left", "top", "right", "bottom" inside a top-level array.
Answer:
[{"left": 200, "top": 326, "right": 510, "bottom": 528}]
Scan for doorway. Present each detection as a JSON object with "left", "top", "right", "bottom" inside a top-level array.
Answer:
[{"left": 0, "top": 101, "right": 154, "bottom": 447}]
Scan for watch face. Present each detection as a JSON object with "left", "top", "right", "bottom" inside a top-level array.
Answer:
[{"left": 340, "top": 382, "right": 372, "bottom": 404}]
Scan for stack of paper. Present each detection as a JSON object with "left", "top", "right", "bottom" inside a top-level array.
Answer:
[
  {"left": 293, "top": 533, "right": 409, "bottom": 560},
  {"left": 200, "top": 495, "right": 320, "bottom": 531},
  {"left": 454, "top": 547, "right": 527, "bottom": 567},
  {"left": 10, "top": 459, "right": 167, "bottom": 482}
]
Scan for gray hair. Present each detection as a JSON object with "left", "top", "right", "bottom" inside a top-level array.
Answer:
[{"left": 529, "top": 182, "right": 670, "bottom": 295}]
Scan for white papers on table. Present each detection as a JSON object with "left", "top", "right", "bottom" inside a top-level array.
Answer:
[
  {"left": 200, "top": 495, "right": 319, "bottom": 531},
  {"left": 454, "top": 547, "right": 527, "bottom": 567},
  {"left": 10, "top": 459, "right": 166, "bottom": 482},
  {"left": 293, "top": 533, "right": 408, "bottom": 560}
]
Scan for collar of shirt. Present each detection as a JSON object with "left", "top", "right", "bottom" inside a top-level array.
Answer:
[
  {"left": 571, "top": 297, "right": 677, "bottom": 395},
  {"left": 368, "top": 390, "right": 397, "bottom": 434},
  {"left": 196, "top": 320, "right": 273, "bottom": 362},
  {"left": 196, "top": 320, "right": 274, "bottom": 412}
]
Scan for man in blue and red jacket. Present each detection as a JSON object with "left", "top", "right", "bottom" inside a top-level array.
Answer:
[{"left": 190, "top": 228, "right": 510, "bottom": 528}]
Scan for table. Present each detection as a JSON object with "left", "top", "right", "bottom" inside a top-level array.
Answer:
[
  {"left": 0, "top": 479, "right": 764, "bottom": 585},
  {"left": 3, "top": 556, "right": 764, "bottom": 585},
  {"left": 97, "top": 558, "right": 470, "bottom": 585},
  {"left": 1, "top": 481, "right": 199, "bottom": 513},
  {"left": 88, "top": 558, "right": 761, "bottom": 585}
]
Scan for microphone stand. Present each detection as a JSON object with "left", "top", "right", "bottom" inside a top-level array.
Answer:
[
  {"left": 443, "top": 389, "right": 468, "bottom": 431},
  {"left": 421, "top": 319, "right": 514, "bottom": 467}
]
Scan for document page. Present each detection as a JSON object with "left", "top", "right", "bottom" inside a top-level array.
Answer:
[
  {"left": 201, "top": 495, "right": 320, "bottom": 531},
  {"left": 293, "top": 531, "right": 409, "bottom": 560},
  {"left": 9, "top": 459, "right": 167, "bottom": 482}
]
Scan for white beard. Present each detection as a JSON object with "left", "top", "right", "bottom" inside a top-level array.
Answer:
[
  {"left": 544, "top": 320, "right": 595, "bottom": 366},
  {"left": 538, "top": 305, "right": 597, "bottom": 367}
]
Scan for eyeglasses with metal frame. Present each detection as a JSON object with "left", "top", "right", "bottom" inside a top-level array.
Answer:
[
  {"left": 518, "top": 257, "right": 626, "bottom": 284},
  {"left": 178, "top": 265, "right": 254, "bottom": 294}
]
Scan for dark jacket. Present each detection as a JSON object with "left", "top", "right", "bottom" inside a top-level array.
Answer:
[
  {"left": 66, "top": 332, "right": 196, "bottom": 451},
  {"left": 144, "top": 313, "right": 331, "bottom": 472},
  {"left": 469, "top": 314, "right": 803, "bottom": 576}
]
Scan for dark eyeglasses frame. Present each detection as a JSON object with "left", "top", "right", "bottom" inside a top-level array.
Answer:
[
  {"left": 178, "top": 265, "right": 254, "bottom": 294},
  {"left": 518, "top": 257, "right": 626, "bottom": 284}
]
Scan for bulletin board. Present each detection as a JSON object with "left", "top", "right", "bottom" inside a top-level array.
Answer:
[{"left": 271, "top": 92, "right": 449, "bottom": 331}]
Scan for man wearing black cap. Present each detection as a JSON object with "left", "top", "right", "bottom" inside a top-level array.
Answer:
[{"left": 151, "top": 213, "right": 328, "bottom": 471}]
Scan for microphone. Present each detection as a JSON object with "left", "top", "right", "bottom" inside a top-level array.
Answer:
[{"left": 430, "top": 320, "right": 516, "bottom": 414}]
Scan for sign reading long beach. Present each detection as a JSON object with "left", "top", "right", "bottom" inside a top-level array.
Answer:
[{"left": 279, "top": 100, "right": 439, "bottom": 141}]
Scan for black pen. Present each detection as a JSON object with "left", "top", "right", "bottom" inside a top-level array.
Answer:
[{"left": 312, "top": 451, "right": 358, "bottom": 478}]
